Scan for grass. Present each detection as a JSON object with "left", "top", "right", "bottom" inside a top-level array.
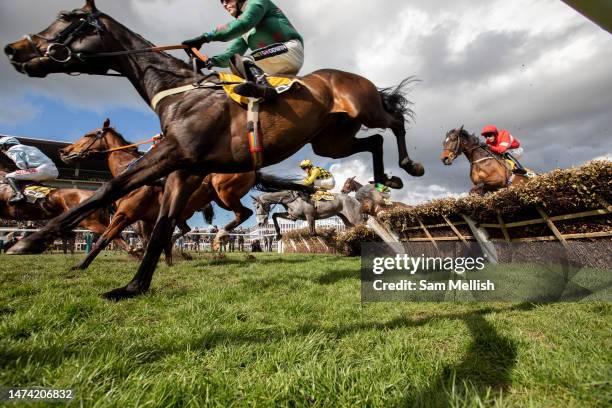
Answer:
[{"left": 0, "top": 252, "right": 610, "bottom": 407}]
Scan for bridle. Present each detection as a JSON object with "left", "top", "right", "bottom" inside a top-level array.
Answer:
[
  {"left": 25, "top": 9, "right": 105, "bottom": 64},
  {"left": 21, "top": 8, "right": 207, "bottom": 78},
  {"left": 443, "top": 128, "right": 503, "bottom": 166},
  {"left": 63, "top": 129, "right": 110, "bottom": 161}
]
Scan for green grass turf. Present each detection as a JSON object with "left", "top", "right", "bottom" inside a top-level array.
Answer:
[{"left": 0, "top": 253, "right": 610, "bottom": 407}]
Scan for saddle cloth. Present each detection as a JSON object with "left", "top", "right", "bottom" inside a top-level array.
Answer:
[
  {"left": 218, "top": 72, "right": 300, "bottom": 106},
  {"left": 23, "top": 185, "right": 55, "bottom": 204}
]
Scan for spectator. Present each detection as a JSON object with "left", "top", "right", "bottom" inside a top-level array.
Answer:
[
  {"left": 229, "top": 234, "right": 236, "bottom": 252},
  {"left": 251, "top": 239, "right": 262, "bottom": 253},
  {"left": 192, "top": 228, "right": 201, "bottom": 252}
]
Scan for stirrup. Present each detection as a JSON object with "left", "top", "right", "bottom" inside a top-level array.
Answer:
[
  {"left": 8, "top": 194, "right": 25, "bottom": 205},
  {"left": 233, "top": 81, "right": 278, "bottom": 100}
]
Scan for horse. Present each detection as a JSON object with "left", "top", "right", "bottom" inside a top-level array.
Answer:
[
  {"left": 59, "top": 118, "right": 271, "bottom": 268},
  {"left": 4, "top": 0, "right": 424, "bottom": 300},
  {"left": 0, "top": 153, "right": 133, "bottom": 253},
  {"left": 252, "top": 190, "right": 364, "bottom": 239},
  {"left": 341, "top": 176, "right": 410, "bottom": 215},
  {"left": 440, "top": 126, "right": 529, "bottom": 195}
]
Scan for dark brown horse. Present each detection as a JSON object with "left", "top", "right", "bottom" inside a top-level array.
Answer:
[
  {"left": 440, "top": 127, "right": 529, "bottom": 195},
  {"left": 4, "top": 0, "right": 424, "bottom": 299},
  {"left": 0, "top": 154, "right": 132, "bottom": 252}
]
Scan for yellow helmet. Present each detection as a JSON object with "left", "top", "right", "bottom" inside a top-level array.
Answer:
[{"left": 299, "top": 159, "right": 313, "bottom": 168}]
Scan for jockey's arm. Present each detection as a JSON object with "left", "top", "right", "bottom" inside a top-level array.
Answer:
[
  {"left": 6, "top": 149, "right": 28, "bottom": 169},
  {"left": 301, "top": 168, "right": 321, "bottom": 186},
  {"left": 210, "top": 37, "right": 249, "bottom": 68},
  {"left": 489, "top": 143, "right": 509, "bottom": 155},
  {"left": 209, "top": 0, "right": 270, "bottom": 42}
]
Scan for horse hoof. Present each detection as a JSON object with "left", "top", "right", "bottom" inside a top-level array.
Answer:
[
  {"left": 407, "top": 162, "right": 425, "bottom": 177},
  {"left": 6, "top": 237, "right": 46, "bottom": 255},
  {"left": 384, "top": 176, "right": 404, "bottom": 190},
  {"left": 101, "top": 286, "right": 144, "bottom": 301},
  {"left": 276, "top": 234, "right": 282, "bottom": 241}
]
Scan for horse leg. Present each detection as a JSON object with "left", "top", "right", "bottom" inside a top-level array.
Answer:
[
  {"left": 7, "top": 144, "right": 180, "bottom": 255},
  {"left": 102, "top": 170, "right": 203, "bottom": 301},
  {"left": 73, "top": 215, "right": 133, "bottom": 270},
  {"left": 170, "top": 219, "right": 193, "bottom": 264},
  {"left": 213, "top": 196, "right": 253, "bottom": 250},
  {"left": 271, "top": 212, "right": 289, "bottom": 240},
  {"left": 389, "top": 116, "right": 425, "bottom": 177},
  {"left": 311, "top": 126, "right": 402, "bottom": 189}
]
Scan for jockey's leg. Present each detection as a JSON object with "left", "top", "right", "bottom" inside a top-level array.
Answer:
[
  {"left": 5, "top": 176, "right": 24, "bottom": 204},
  {"left": 232, "top": 58, "right": 278, "bottom": 100},
  {"left": 505, "top": 152, "right": 527, "bottom": 174}
]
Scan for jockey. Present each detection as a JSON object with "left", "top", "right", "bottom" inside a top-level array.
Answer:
[
  {"left": 299, "top": 159, "right": 335, "bottom": 190},
  {"left": 481, "top": 125, "right": 527, "bottom": 175},
  {"left": 182, "top": 0, "right": 304, "bottom": 100},
  {"left": 0, "top": 136, "right": 59, "bottom": 204}
]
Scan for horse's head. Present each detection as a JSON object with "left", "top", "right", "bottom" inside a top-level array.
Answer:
[
  {"left": 340, "top": 177, "right": 357, "bottom": 194},
  {"left": 4, "top": 1, "right": 113, "bottom": 78},
  {"left": 441, "top": 125, "right": 469, "bottom": 165},
  {"left": 59, "top": 118, "right": 114, "bottom": 164},
  {"left": 251, "top": 195, "right": 270, "bottom": 227}
]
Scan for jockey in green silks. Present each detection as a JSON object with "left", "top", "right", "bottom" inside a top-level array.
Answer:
[{"left": 182, "top": 0, "right": 304, "bottom": 100}]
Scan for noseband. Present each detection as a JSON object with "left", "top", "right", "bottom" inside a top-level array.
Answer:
[{"left": 25, "top": 9, "right": 105, "bottom": 64}]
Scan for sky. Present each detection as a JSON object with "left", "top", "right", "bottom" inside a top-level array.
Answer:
[{"left": 1, "top": 0, "right": 611, "bottom": 228}]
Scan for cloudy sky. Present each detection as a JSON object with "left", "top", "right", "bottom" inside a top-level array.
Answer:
[{"left": 1, "top": 0, "right": 611, "bottom": 227}]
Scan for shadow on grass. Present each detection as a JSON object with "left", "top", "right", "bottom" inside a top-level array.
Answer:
[
  {"left": 398, "top": 304, "right": 535, "bottom": 407},
  {"left": 316, "top": 268, "right": 359, "bottom": 284}
]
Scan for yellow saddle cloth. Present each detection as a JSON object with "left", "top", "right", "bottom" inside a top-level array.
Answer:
[
  {"left": 218, "top": 72, "right": 301, "bottom": 106},
  {"left": 311, "top": 190, "right": 336, "bottom": 201},
  {"left": 23, "top": 185, "right": 56, "bottom": 203}
]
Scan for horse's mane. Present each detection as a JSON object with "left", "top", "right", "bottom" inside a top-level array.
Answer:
[
  {"left": 457, "top": 128, "right": 480, "bottom": 145},
  {"left": 105, "top": 127, "right": 142, "bottom": 156}
]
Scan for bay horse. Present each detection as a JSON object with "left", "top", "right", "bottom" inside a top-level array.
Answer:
[
  {"left": 60, "top": 118, "right": 264, "bottom": 268},
  {"left": 440, "top": 127, "right": 529, "bottom": 195},
  {"left": 0, "top": 154, "right": 132, "bottom": 253},
  {"left": 4, "top": 0, "right": 424, "bottom": 300},
  {"left": 252, "top": 191, "right": 364, "bottom": 239},
  {"left": 341, "top": 176, "right": 410, "bottom": 215}
]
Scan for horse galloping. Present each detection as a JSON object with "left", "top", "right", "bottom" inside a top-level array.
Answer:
[
  {"left": 252, "top": 190, "right": 364, "bottom": 239},
  {"left": 4, "top": 0, "right": 424, "bottom": 299},
  {"left": 0, "top": 154, "right": 132, "bottom": 253},
  {"left": 341, "top": 176, "right": 410, "bottom": 216},
  {"left": 440, "top": 127, "right": 529, "bottom": 195}
]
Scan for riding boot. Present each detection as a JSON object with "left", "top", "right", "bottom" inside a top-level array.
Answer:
[
  {"left": 506, "top": 153, "right": 527, "bottom": 175},
  {"left": 233, "top": 61, "right": 278, "bottom": 100},
  {"left": 6, "top": 177, "right": 25, "bottom": 205}
]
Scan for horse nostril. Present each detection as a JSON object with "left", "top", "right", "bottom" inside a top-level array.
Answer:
[{"left": 4, "top": 45, "right": 16, "bottom": 59}]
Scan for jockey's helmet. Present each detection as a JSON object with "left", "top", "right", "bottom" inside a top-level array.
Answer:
[
  {"left": 481, "top": 125, "right": 498, "bottom": 137},
  {"left": 299, "top": 159, "right": 313, "bottom": 169},
  {"left": 0, "top": 136, "right": 19, "bottom": 150}
]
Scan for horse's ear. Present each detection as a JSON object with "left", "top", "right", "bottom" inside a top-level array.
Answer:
[
  {"left": 103, "top": 118, "right": 110, "bottom": 129},
  {"left": 85, "top": 0, "right": 98, "bottom": 11},
  {"left": 460, "top": 124, "right": 464, "bottom": 132}
]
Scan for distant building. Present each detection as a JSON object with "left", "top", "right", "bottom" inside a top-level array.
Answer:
[{"left": 249, "top": 216, "right": 346, "bottom": 236}]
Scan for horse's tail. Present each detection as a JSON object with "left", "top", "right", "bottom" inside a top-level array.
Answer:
[
  {"left": 378, "top": 76, "right": 418, "bottom": 123},
  {"left": 202, "top": 202, "right": 214, "bottom": 225},
  {"left": 254, "top": 171, "right": 315, "bottom": 194}
]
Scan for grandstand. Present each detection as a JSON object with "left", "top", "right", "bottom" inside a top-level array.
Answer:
[{"left": 0, "top": 134, "right": 112, "bottom": 190}]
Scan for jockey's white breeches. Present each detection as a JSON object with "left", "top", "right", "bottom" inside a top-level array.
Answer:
[
  {"left": 314, "top": 177, "right": 335, "bottom": 191},
  {"left": 247, "top": 39, "right": 304, "bottom": 76},
  {"left": 508, "top": 147, "right": 524, "bottom": 158},
  {"left": 6, "top": 164, "right": 59, "bottom": 182}
]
